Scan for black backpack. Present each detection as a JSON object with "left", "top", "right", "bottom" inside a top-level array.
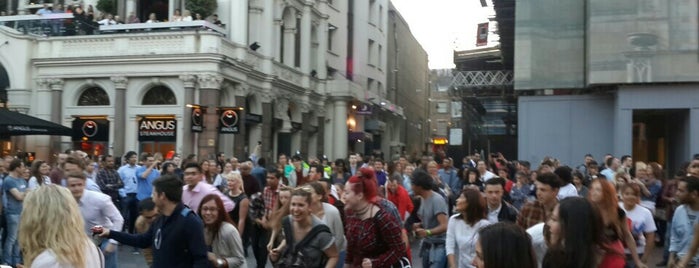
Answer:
[{"left": 281, "top": 217, "right": 332, "bottom": 268}]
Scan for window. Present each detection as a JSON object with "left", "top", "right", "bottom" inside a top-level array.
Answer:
[
  {"left": 436, "top": 102, "right": 449, "bottom": 113},
  {"left": 77, "top": 87, "right": 110, "bottom": 106},
  {"left": 142, "top": 86, "right": 176, "bottom": 105},
  {"left": 369, "top": 0, "right": 377, "bottom": 25},
  {"left": 378, "top": 44, "right": 382, "bottom": 68},
  {"left": 379, "top": 5, "right": 383, "bottom": 29},
  {"left": 368, "top": 39, "right": 375, "bottom": 66},
  {"left": 436, "top": 120, "right": 448, "bottom": 136},
  {"left": 328, "top": 24, "right": 336, "bottom": 52},
  {"left": 437, "top": 85, "right": 448, "bottom": 92},
  {"left": 367, "top": 78, "right": 374, "bottom": 91}
]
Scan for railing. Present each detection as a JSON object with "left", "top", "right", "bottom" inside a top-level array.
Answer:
[
  {"left": 449, "top": 70, "right": 514, "bottom": 89},
  {"left": 0, "top": 14, "right": 226, "bottom": 37},
  {"left": 100, "top": 21, "right": 226, "bottom": 36}
]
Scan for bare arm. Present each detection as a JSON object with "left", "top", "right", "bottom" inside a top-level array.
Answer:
[
  {"left": 620, "top": 217, "right": 644, "bottom": 267},
  {"left": 9, "top": 188, "right": 26, "bottom": 201},
  {"left": 238, "top": 199, "right": 249, "bottom": 235},
  {"left": 323, "top": 244, "right": 339, "bottom": 268}
]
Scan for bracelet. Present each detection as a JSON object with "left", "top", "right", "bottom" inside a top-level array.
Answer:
[{"left": 426, "top": 229, "right": 432, "bottom": 236}]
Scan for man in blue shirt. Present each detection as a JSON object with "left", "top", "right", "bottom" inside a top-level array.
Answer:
[
  {"left": 2, "top": 159, "right": 27, "bottom": 267},
  {"left": 118, "top": 151, "right": 140, "bottom": 234},
  {"left": 101, "top": 174, "right": 209, "bottom": 267},
  {"left": 251, "top": 157, "right": 267, "bottom": 189},
  {"left": 136, "top": 153, "right": 160, "bottom": 201}
]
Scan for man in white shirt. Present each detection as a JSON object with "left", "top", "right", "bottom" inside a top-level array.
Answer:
[
  {"left": 477, "top": 160, "right": 496, "bottom": 182},
  {"left": 66, "top": 171, "right": 124, "bottom": 268},
  {"left": 554, "top": 166, "right": 578, "bottom": 200}
]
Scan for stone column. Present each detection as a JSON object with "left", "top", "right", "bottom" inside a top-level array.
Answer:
[
  {"left": 282, "top": 9, "right": 297, "bottom": 66},
  {"left": 49, "top": 79, "right": 64, "bottom": 155},
  {"left": 197, "top": 74, "right": 223, "bottom": 160},
  {"left": 300, "top": 3, "right": 312, "bottom": 73},
  {"left": 300, "top": 103, "right": 311, "bottom": 156},
  {"left": 231, "top": 83, "right": 249, "bottom": 159},
  {"left": 260, "top": 91, "right": 274, "bottom": 160},
  {"left": 273, "top": 19, "right": 283, "bottom": 61},
  {"left": 332, "top": 97, "right": 349, "bottom": 160},
  {"left": 180, "top": 74, "right": 197, "bottom": 157},
  {"left": 248, "top": 0, "right": 263, "bottom": 49},
  {"left": 230, "top": 0, "right": 248, "bottom": 45},
  {"left": 34, "top": 79, "right": 52, "bottom": 162},
  {"left": 316, "top": 6, "right": 329, "bottom": 79},
  {"left": 111, "top": 76, "right": 128, "bottom": 158},
  {"left": 126, "top": 0, "right": 136, "bottom": 20}
]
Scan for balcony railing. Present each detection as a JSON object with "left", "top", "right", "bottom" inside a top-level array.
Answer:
[{"left": 449, "top": 70, "right": 514, "bottom": 89}]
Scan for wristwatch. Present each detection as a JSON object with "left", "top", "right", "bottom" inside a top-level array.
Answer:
[{"left": 216, "top": 258, "right": 225, "bottom": 267}]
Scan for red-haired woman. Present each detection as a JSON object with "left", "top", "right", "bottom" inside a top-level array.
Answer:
[
  {"left": 344, "top": 167, "right": 406, "bottom": 267},
  {"left": 588, "top": 179, "right": 647, "bottom": 268},
  {"left": 198, "top": 194, "right": 247, "bottom": 268}
]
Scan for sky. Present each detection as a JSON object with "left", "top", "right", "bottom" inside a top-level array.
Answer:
[{"left": 390, "top": 0, "right": 495, "bottom": 69}]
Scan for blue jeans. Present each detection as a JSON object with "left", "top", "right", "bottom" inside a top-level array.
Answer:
[
  {"left": 663, "top": 219, "right": 672, "bottom": 262},
  {"left": 3, "top": 214, "right": 20, "bottom": 266},
  {"left": 100, "top": 240, "right": 118, "bottom": 268},
  {"left": 336, "top": 250, "right": 346, "bottom": 268},
  {"left": 420, "top": 242, "right": 446, "bottom": 268}
]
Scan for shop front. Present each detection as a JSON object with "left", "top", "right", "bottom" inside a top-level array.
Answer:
[
  {"left": 138, "top": 116, "right": 177, "bottom": 157},
  {"left": 72, "top": 117, "right": 110, "bottom": 157}
]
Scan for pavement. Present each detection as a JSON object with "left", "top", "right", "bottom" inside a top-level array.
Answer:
[{"left": 116, "top": 235, "right": 668, "bottom": 268}]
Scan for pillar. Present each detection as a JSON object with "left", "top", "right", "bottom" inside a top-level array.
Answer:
[
  {"left": 197, "top": 74, "right": 222, "bottom": 160},
  {"left": 126, "top": 0, "right": 136, "bottom": 20},
  {"left": 180, "top": 74, "right": 197, "bottom": 157},
  {"left": 300, "top": 3, "right": 312, "bottom": 74},
  {"left": 273, "top": 19, "right": 283, "bottom": 61},
  {"left": 49, "top": 79, "right": 64, "bottom": 155},
  {"left": 316, "top": 113, "right": 325, "bottom": 158},
  {"left": 34, "top": 79, "right": 52, "bottom": 162},
  {"left": 233, "top": 86, "right": 248, "bottom": 159},
  {"left": 260, "top": 92, "right": 274, "bottom": 160},
  {"left": 111, "top": 76, "right": 128, "bottom": 158},
  {"left": 316, "top": 15, "right": 329, "bottom": 79},
  {"left": 230, "top": 0, "right": 248, "bottom": 45},
  {"left": 613, "top": 107, "right": 633, "bottom": 157},
  {"left": 282, "top": 9, "right": 297, "bottom": 66},
  {"left": 301, "top": 107, "right": 311, "bottom": 156},
  {"left": 332, "top": 97, "right": 349, "bottom": 160},
  {"left": 248, "top": 0, "right": 263, "bottom": 50}
]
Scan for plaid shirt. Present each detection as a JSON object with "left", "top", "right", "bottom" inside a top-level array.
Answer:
[
  {"left": 516, "top": 200, "right": 554, "bottom": 230},
  {"left": 96, "top": 168, "right": 124, "bottom": 202},
  {"left": 263, "top": 185, "right": 283, "bottom": 214}
]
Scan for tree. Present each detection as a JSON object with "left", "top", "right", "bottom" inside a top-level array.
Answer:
[
  {"left": 185, "top": 0, "right": 217, "bottom": 20},
  {"left": 96, "top": 0, "right": 116, "bottom": 16}
]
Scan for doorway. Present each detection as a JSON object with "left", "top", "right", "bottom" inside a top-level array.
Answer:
[
  {"left": 139, "top": 0, "right": 168, "bottom": 22},
  {"left": 632, "top": 109, "right": 689, "bottom": 176}
]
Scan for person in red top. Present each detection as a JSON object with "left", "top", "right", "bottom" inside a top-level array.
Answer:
[
  {"left": 344, "top": 167, "right": 406, "bottom": 267},
  {"left": 386, "top": 174, "right": 414, "bottom": 262}
]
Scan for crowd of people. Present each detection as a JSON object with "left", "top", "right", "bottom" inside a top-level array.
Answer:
[
  {"left": 0, "top": 149, "right": 698, "bottom": 267},
  {"left": 23, "top": 4, "right": 224, "bottom": 36}
]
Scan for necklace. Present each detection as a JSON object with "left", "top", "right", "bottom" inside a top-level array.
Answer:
[{"left": 354, "top": 203, "right": 371, "bottom": 217}]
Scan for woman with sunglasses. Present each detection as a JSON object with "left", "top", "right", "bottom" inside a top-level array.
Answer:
[
  {"left": 344, "top": 167, "right": 406, "bottom": 267},
  {"left": 268, "top": 188, "right": 339, "bottom": 267},
  {"left": 198, "top": 194, "right": 247, "bottom": 268}
]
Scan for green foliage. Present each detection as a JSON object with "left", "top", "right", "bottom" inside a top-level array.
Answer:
[
  {"left": 185, "top": 0, "right": 218, "bottom": 20},
  {"left": 96, "top": 0, "right": 117, "bottom": 15}
]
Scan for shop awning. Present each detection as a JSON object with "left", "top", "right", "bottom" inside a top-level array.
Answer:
[{"left": 0, "top": 108, "right": 72, "bottom": 138}]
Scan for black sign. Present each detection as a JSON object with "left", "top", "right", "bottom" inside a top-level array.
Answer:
[
  {"left": 291, "top": 122, "right": 302, "bottom": 130},
  {"left": 72, "top": 118, "right": 109, "bottom": 142},
  {"left": 218, "top": 108, "right": 241, "bottom": 134},
  {"left": 246, "top": 113, "right": 262, "bottom": 124},
  {"left": 138, "top": 118, "right": 177, "bottom": 141},
  {"left": 191, "top": 107, "right": 204, "bottom": 132},
  {"left": 356, "top": 103, "right": 372, "bottom": 115}
]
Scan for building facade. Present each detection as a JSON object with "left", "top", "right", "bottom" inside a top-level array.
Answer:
[
  {"left": 514, "top": 0, "right": 699, "bottom": 172},
  {"left": 0, "top": 0, "right": 427, "bottom": 163}
]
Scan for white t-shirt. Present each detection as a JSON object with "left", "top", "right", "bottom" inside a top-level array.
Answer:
[
  {"left": 31, "top": 240, "right": 103, "bottom": 268},
  {"left": 527, "top": 222, "right": 547, "bottom": 268},
  {"left": 557, "top": 183, "right": 578, "bottom": 200},
  {"left": 619, "top": 203, "right": 657, "bottom": 254},
  {"left": 446, "top": 216, "right": 491, "bottom": 268}
]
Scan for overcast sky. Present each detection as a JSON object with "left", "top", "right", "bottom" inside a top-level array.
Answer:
[{"left": 391, "top": 0, "right": 494, "bottom": 69}]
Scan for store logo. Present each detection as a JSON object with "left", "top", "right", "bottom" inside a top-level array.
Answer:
[
  {"left": 140, "top": 120, "right": 176, "bottom": 130},
  {"left": 82, "top": 120, "right": 98, "bottom": 138},
  {"left": 220, "top": 110, "right": 238, "bottom": 127},
  {"left": 191, "top": 108, "right": 203, "bottom": 132}
]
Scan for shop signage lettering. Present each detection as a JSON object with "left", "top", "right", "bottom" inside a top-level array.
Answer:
[{"left": 139, "top": 118, "right": 177, "bottom": 141}]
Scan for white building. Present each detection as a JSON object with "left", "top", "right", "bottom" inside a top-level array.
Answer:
[{"left": 1, "top": 0, "right": 415, "bottom": 163}]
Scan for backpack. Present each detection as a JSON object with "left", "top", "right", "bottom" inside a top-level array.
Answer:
[
  {"left": 248, "top": 192, "right": 265, "bottom": 220},
  {"left": 281, "top": 217, "right": 332, "bottom": 268}
]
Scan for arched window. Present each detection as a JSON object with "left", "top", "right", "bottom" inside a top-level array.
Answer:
[
  {"left": 142, "top": 86, "right": 176, "bottom": 105},
  {"left": 77, "top": 87, "right": 110, "bottom": 106}
]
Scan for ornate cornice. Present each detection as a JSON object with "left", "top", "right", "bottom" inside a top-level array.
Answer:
[
  {"left": 197, "top": 74, "right": 223, "bottom": 89},
  {"left": 110, "top": 76, "right": 128, "bottom": 89}
]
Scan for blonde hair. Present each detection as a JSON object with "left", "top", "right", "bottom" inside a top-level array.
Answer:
[
  {"left": 225, "top": 172, "right": 244, "bottom": 192},
  {"left": 20, "top": 185, "right": 90, "bottom": 268}
]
